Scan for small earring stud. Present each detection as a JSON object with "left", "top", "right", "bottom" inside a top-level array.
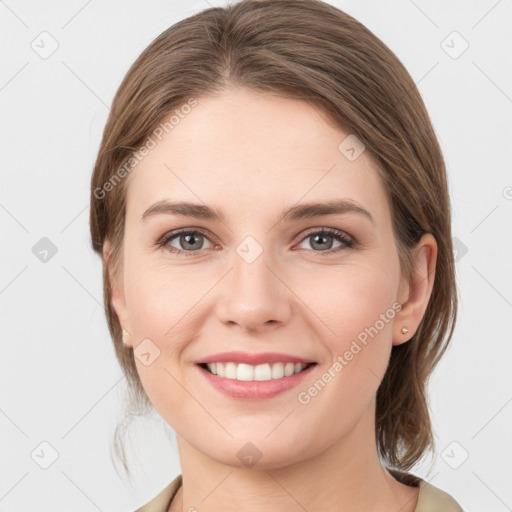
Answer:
[
  {"left": 122, "top": 329, "right": 129, "bottom": 346},
  {"left": 401, "top": 326, "right": 409, "bottom": 335}
]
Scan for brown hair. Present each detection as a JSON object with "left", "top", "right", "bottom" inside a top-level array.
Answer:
[{"left": 90, "top": 0, "right": 458, "bottom": 477}]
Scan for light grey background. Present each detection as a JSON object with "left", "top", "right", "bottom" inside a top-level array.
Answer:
[{"left": 1, "top": 0, "right": 511, "bottom": 510}]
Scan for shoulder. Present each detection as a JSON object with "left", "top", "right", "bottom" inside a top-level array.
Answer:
[
  {"left": 415, "top": 478, "right": 463, "bottom": 512},
  {"left": 388, "top": 469, "right": 463, "bottom": 512},
  {"left": 133, "top": 474, "right": 182, "bottom": 512}
]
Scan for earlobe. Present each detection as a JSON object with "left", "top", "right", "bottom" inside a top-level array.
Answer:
[
  {"left": 393, "top": 233, "right": 437, "bottom": 346},
  {"left": 121, "top": 328, "right": 133, "bottom": 347}
]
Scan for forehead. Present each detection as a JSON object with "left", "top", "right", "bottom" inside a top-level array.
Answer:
[{"left": 125, "top": 88, "right": 389, "bottom": 224}]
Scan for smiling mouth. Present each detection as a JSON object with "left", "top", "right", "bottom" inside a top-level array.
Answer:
[{"left": 198, "top": 361, "right": 317, "bottom": 381}]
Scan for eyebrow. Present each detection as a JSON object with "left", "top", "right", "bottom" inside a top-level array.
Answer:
[{"left": 141, "top": 199, "right": 374, "bottom": 225}]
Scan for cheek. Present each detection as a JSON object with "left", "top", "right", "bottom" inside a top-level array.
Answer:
[
  {"left": 122, "top": 259, "right": 199, "bottom": 406},
  {"left": 291, "top": 266, "right": 398, "bottom": 427},
  {"left": 293, "top": 262, "right": 399, "bottom": 344},
  {"left": 291, "top": 262, "right": 399, "bottom": 407},
  {"left": 125, "top": 257, "right": 205, "bottom": 341},
  {"left": 124, "top": 249, "right": 400, "bottom": 417}
]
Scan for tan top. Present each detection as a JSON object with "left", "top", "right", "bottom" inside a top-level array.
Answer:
[{"left": 134, "top": 470, "right": 463, "bottom": 512}]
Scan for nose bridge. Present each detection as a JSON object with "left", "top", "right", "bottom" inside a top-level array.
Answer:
[
  {"left": 216, "top": 235, "right": 292, "bottom": 331},
  {"left": 234, "top": 240, "right": 273, "bottom": 293}
]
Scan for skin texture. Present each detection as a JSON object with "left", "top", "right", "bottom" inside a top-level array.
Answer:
[{"left": 105, "top": 87, "right": 437, "bottom": 512}]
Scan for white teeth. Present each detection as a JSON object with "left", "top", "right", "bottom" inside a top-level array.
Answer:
[
  {"left": 284, "top": 362, "right": 295, "bottom": 377},
  {"left": 271, "top": 362, "right": 284, "bottom": 379},
  {"left": 205, "top": 361, "right": 310, "bottom": 381},
  {"left": 225, "top": 362, "right": 237, "bottom": 379}
]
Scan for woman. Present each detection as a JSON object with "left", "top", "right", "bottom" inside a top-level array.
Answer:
[{"left": 89, "top": 0, "right": 462, "bottom": 510}]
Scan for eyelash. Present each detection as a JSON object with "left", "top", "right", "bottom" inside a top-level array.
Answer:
[{"left": 156, "top": 227, "right": 356, "bottom": 256}]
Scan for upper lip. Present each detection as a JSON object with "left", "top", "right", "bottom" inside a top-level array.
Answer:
[{"left": 197, "top": 351, "right": 316, "bottom": 366}]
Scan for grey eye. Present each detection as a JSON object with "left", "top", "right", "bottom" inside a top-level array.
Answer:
[{"left": 167, "top": 232, "right": 213, "bottom": 252}]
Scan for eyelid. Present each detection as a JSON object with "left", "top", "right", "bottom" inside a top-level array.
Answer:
[
  {"left": 157, "top": 226, "right": 211, "bottom": 242},
  {"left": 298, "top": 226, "right": 352, "bottom": 240}
]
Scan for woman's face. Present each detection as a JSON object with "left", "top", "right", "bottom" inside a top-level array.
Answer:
[{"left": 108, "top": 87, "right": 434, "bottom": 469}]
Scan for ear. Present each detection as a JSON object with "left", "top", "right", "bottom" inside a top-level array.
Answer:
[
  {"left": 103, "top": 239, "right": 134, "bottom": 347},
  {"left": 393, "top": 233, "right": 437, "bottom": 346}
]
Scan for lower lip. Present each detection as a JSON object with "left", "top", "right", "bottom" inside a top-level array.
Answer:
[{"left": 197, "top": 364, "right": 316, "bottom": 399}]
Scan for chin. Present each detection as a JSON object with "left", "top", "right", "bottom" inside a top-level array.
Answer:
[{"left": 209, "top": 435, "right": 309, "bottom": 470}]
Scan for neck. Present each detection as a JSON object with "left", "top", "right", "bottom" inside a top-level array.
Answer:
[{"left": 171, "top": 402, "right": 419, "bottom": 512}]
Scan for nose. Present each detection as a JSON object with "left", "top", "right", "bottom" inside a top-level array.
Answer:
[{"left": 215, "top": 249, "right": 293, "bottom": 334}]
